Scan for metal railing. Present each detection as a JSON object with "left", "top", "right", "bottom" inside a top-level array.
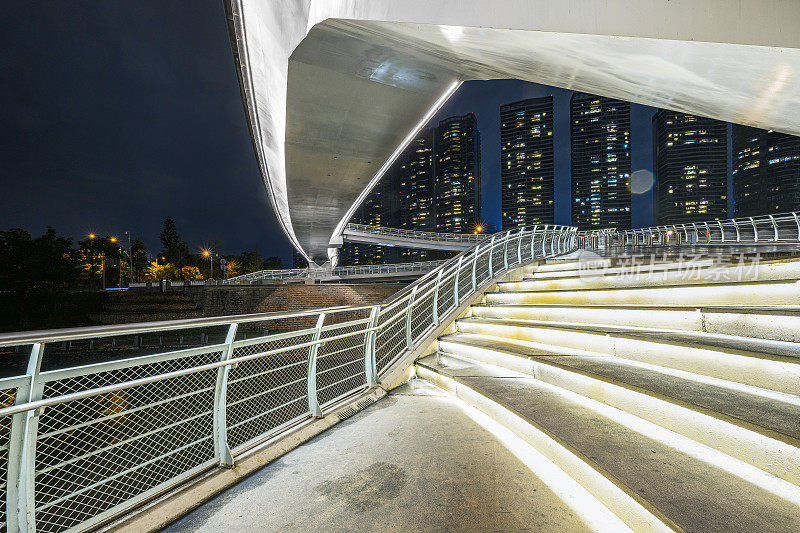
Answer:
[
  {"left": 578, "top": 212, "right": 800, "bottom": 248},
  {"left": 343, "top": 223, "right": 489, "bottom": 244},
  {"left": 0, "top": 224, "right": 576, "bottom": 532},
  {"left": 223, "top": 260, "right": 447, "bottom": 285}
]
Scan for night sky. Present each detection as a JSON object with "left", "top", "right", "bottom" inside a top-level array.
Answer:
[{"left": 3, "top": 3, "right": 727, "bottom": 265}]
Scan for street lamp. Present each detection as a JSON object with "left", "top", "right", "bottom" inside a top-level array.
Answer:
[
  {"left": 202, "top": 250, "right": 212, "bottom": 279},
  {"left": 88, "top": 234, "right": 97, "bottom": 289}
]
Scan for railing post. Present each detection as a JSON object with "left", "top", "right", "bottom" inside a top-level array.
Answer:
[
  {"left": 542, "top": 225, "right": 549, "bottom": 255},
  {"left": 793, "top": 212, "right": 800, "bottom": 241},
  {"left": 733, "top": 220, "right": 741, "bottom": 242},
  {"left": 718, "top": 220, "right": 725, "bottom": 242},
  {"left": 432, "top": 270, "right": 443, "bottom": 326},
  {"left": 405, "top": 286, "right": 419, "bottom": 348},
  {"left": 452, "top": 256, "right": 463, "bottom": 306},
  {"left": 364, "top": 306, "right": 380, "bottom": 386},
  {"left": 471, "top": 244, "right": 479, "bottom": 291},
  {"left": 503, "top": 232, "right": 509, "bottom": 271},
  {"left": 213, "top": 323, "right": 237, "bottom": 466},
  {"left": 488, "top": 234, "right": 497, "bottom": 278},
  {"left": 307, "top": 313, "right": 325, "bottom": 418},
  {"left": 7, "top": 343, "right": 45, "bottom": 533},
  {"left": 530, "top": 225, "right": 538, "bottom": 258},
  {"left": 749, "top": 217, "right": 758, "bottom": 242},
  {"left": 769, "top": 215, "right": 778, "bottom": 242},
  {"left": 517, "top": 227, "right": 524, "bottom": 264}
]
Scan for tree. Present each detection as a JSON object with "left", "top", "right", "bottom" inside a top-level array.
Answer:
[
  {"left": 130, "top": 238, "right": 148, "bottom": 282},
  {"left": 158, "top": 216, "right": 191, "bottom": 269},
  {"left": 144, "top": 262, "right": 176, "bottom": 281},
  {"left": 264, "top": 256, "right": 283, "bottom": 269},
  {"left": 0, "top": 228, "right": 81, "bottom": 330},
  {"left": 239, "top": 250, "right": 265, "bottom": 274},
  {"left": 222, "top": 257, "right": 241, "bottom": 278}
]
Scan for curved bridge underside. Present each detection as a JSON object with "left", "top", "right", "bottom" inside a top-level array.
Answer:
[{"left": 226, "top": 0, "right": 800, "bottom": 265}]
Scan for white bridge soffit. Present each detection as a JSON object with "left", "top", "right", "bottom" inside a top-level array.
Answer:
[{"left": 226, "top": 0, "right": 800, "bottom": 264}]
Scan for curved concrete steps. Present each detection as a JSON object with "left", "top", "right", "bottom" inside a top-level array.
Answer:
[
  {"left": 417, "top": 353, "right": 800, "bottom": 533},
  {"left": 413, "top": 253, "right": 800, "bottom": 531}
]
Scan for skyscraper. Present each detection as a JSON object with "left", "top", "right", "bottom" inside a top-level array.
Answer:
[
  {"left": 434, "top": 114, "right": 481, "bottom": 233},
  {"left": 500, "top": 96, "right": 555, "bottom": 229},
  {"left": 653, "top": 110, "right": 728, "bottom": 224},
  {"left": 570, "top": 93, "right": 632, "bottom": 230},
  {"left": 339, "top": 165, "right": 401, "bottom": 265},
  {"left": 733, "top": 125, "right": 800, "bottom": 217},
  {"left": 400, "top": 128, "right": 436, "bottom": 231}
]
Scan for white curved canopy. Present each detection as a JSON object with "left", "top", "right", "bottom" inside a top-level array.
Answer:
[{"left": 226, "top": 0, "right": 800, "bottom": 264}]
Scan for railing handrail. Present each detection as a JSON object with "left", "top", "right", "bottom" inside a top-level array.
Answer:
[
  {"left": 0, "top": 223, "right": 579, "bottom": 533},
  {"left": 0, "top": 304, "right": 378, "bottom": 347}
]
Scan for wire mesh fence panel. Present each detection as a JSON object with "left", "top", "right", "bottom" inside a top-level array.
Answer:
[
  {"left": 34, "top": 349, "right": 221, "bottom": 533},
  {"left": 316, "top": 322, "right": 368, "bottom": 407},
  {"left": 491, "top": 242, "right": 505, "bottom": 274},
  {"left": 436, "top": 275, "right": 456, "bottom": 319},
  {"left": 475, "top": 254, "right": 491, "bottom": 286},
  {"left": 374, "top": 312, "right": 406, "bottom": 374},
  {"left": 520, "top": 237, "right": 532, "bottom": 262},
  {"left": 457, "top": 265, "right": 472, "bottom": 301},
  {"left": 226, "top": 334, "right": 312, "bottom": 452},
  {"left": 0, "top": 388, "right": 16, "bottom": 532},
  {"left": 409, "top": 290, "right": 435, "bottom": 343}
]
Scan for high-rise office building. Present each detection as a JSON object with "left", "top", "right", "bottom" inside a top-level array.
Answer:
[
  {"left": 570, "top": 93, "right": 632, "bottom": 230},
  {"left": 653, "top": 110, "right": 728, "bottom": 224},
  {"left": 434, "top": 114, "right": 481, "bottom": 233},
  {"left": 733, "top": 125, "right": 800, "bottom": 217},
  {"left": 500, "top": 97, "right": 555, "bottom": 229}
]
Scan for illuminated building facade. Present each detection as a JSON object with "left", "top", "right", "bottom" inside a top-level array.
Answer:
[
  {"left": 733, "top": 125, "right": 800, "bottom": 217},
  {"left": 570, "top": 93, "right": 631, "bottom": 230},
  {"left": 500, "top": 97, "right": 554, "bottom": 229},
  {"left": 653, "top": 110, "right": 727, "bottom": 224},
  {"left": 434, "top": 114, "right": 481, "bottom": 233}
]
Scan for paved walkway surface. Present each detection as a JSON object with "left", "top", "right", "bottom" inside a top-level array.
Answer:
[{"left": 163, "top": 380, "right": 590, "bottom": 532}]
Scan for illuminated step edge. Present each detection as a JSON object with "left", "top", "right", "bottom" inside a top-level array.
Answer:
[
  {"left": 484, "top": 281, "right": 800, "bottom": 308},
  {"left": 526, "top": 259, "right": 719, "bottom": 280},
  {"left": 454, "top": 319, "right": 800, "bottom": 395},
  {"left": 464, "top": 310, "right": 800, "bottom": 351},
  {"left": 413, "top": 365, "right": 675, "bottom": 533},
  {"left": 437, "top": 336, "right": 800, "bottom": 487},
  {"left": 499, "top": 261, "right": 800, "bottom": 293}
]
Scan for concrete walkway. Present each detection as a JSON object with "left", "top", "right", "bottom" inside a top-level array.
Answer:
[{"left": 163, "top": 380, "right": 591, "bottom": 533}]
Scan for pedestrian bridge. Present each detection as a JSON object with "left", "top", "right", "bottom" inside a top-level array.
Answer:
[
  {"left": 225, "top": 0, "right": 800, "bottom": 265},
  {"left": 340, "top": 223, "right": 487, "bottom": 251},
  {"left": 2, "top": 216, "right": 800, "bottom": 532}
]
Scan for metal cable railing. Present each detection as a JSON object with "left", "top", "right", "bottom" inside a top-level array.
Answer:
[
  {"left": 344, "top": 223, "right": 489, "bottom": 244},
  {"left": 578, "top": 212, "right": 800, "bottom": 248},
  {"left": 223, "top": 260, "right": 447, "bottom": 284},
  {"left": 0, "top": 224, "right": 576, "bottom": 532}
]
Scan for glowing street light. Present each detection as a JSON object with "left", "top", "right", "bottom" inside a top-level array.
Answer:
[{"left": 202, "top": 250, "right": 213, "bottom": 279}]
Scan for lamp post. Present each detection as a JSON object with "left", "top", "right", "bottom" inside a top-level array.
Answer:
[
  {"left": 88, "top": 234, "right": 97, "bottom": 289},
  {"left": 111, "top": 237, "right": 121, "bottom": 288},
  {"left": 203, "top": 250, "right": 212, "bottom": 279}
]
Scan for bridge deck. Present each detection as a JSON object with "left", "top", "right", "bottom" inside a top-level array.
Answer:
[{"left": 163, "top": 380, "right": 592, "bottom": 533}]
